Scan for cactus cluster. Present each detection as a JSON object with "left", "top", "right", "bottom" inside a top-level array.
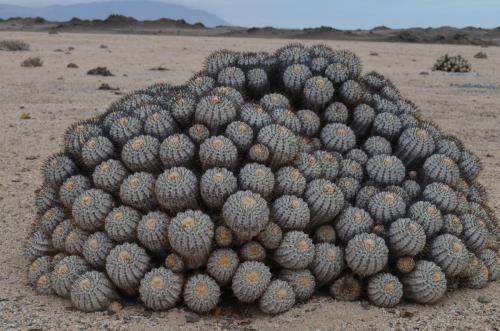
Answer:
[
  {"left": 26, "top": 44, "right": 498, "bottom": 315},
  {"left": 432, "top": 54, "right": 471, "bottom": 73}
]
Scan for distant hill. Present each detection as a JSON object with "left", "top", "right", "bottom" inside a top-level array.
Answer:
[{"left": 0, "top": 1, "right": 228, "bottom": 27}]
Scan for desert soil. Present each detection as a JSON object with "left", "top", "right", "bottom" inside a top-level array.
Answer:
[{"left": 0, "top": 31, "right": 499, "bottom": 331}]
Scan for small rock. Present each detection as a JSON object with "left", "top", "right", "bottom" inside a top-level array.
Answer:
[
  {"left": 478, "top": 295, "right": 491, "bottom": 304},
  {"left": 474, "top": 52, "right": 487, "bottom": 59},
  {"left": 67, "top": 63, "right": 78, "bottom": 69},
  {"left": 98, "top": 83, "right": 119, "bottom": 91},
  {"left": 419, "top": 71, "right": 429, "bottom": 75},
  {"left": 185, "top": 312, "right": 200, "bottom": 323},
  {"left": 88, "top": 67, "right": 114, "bottom": 77},
  {"left": 20, "top": 113, "right": 31, "bottom": 120},
  {"left": 369, "top": 52, "right": 379, "bottom": 56}
]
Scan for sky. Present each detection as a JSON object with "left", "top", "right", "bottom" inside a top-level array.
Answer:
[{"left": 2, "top": 0, "right": 499, "bottom": 29}]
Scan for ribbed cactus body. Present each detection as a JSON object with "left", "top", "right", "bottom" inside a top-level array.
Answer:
[
  {"left": 92, "top": 159, "right": 129, "bottom": 193},
  {"left": 159, "top": 133, "right": 195, "bottom": 168},
  {"left": 106, "top": 243, "right": 151, "bottom": 296},
  {"left": 139, "top": 268, "right": 183, "bottom": 310},
  {"left": 199, "top": 136, "right": 238, "bottom": 169},
  {"left": 119, "top": 172, "right": 156, "bottom": 211},
  {"left": 335, "top": 207, "right": 373, "bottom": 243},
  {"left": 232, "top": 261, "right": 271, "bottom": 303},
  {"left": 345, "top": 233, "right": 388, "bottom": 277},
  {"left": 195, "top": 95, "right": 237, "bottom": 133},
  {"left": 309, "top": 243, "right": 344, "bottom": 285},
  {"left": 388, "top": 218, "right": 426, "bottom": 256},
  {"left": 51, "top": 255, "right": 90, "bottom": 298},
  {"left": 81, "top": 136, "right": 115, "bottom": 168},
  {"left": 402, "top": 260, "right": 446, "bottom": 304},
  {"left": 259, "top": 280, "right": 296, "bottom": 315},
  {"left": 72, "top": 189, "right": 115, "bottom": 231},
  {"left": 363, "top": 136, "right": 392, "bottom": 157},
  {"left": 272, "top": 195, "right": 310, "bottom": 230},
  {"left": 274, "top": 166, "right": 306, "bottom": 196},
  {"left": 257, "top": 222, "right": 283, "bottom": 250},
  {"left": 70, "top": 271, "right": 118, "bottom": 312},
  {"left": 279, "top": 269, "right": 316, "bottom": 301},
  {"left": 239, "top": 163, "right": 275, "bottom": 199},
  {"left": 367, "top": 191, "right": 406, "bottom": 224},
  {"left": 408, "top": 201, "right": 443, "bottom": 237},
  {"left": 429, "top": 234, "right": 468, "bottom": 276},
  {"left": 183, "top": 274, "right": 221, "bottom": 313},
  {"left": 305, "top": 179, "right": 344, "bottom": 228},
  {"left": 207, "top": 248, "right": 239, "bottom": 286},
  {"left": 155, "top": 167, "right": 199, "bottom": 213},
  {"left": 324, "top": 102, "right": 349, "bottom": 124},
  {"left": 321, "top": 123, "right": 356, "bottom": 153},
  {"left": 59, "top": 175, "right": 92, "bottom": 210},
  {"left": 42, "top": 153, "right": 77, "bottom": 188},
  {"left": 223, "top": 191, "right": 269, "bottom": 242},
  {"left": 257, "top": 124, "right": 299, "bottom": 168},
  {"left": 225, "top": 121, "right": 254, "bottom": 152},
  {"left": 367, "top": 273, "right": 403, "bottom": 308},
  {"left": 168, "top": 210, "right": 214, "bottom": 269}
]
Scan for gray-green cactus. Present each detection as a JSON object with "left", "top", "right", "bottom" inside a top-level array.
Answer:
[
  {"left": 70, "top": 271, "right": 119, "bottom": 312},
  {"left": 345, "top": 233, "right": 388, "bottom": 277},
  {"left": 25, "top": 44, "right": 498, "bottom": 313},
  {"left": 223, "top": 190, "right": 269, "bottom": 242},
  {"left": 159, "top": 133, "right": 195, "bottom": 168},
  {"left": 168, "top": 210, "right": 214, "bottom": 269},
  {"left": 139, "top": 267, "right": 183, "bottom": 310},
  {"left": 232, "top": 261, "right": 271, "bottom": 303}
]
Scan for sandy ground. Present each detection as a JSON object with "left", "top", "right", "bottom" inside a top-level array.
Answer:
[{"left": 0, "top": 31, "right": 499, "bottom": 331}]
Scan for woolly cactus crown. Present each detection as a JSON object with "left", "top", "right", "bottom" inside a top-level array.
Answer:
[{"left": 26, "top": 43, "right": 498, "bottom": 315}]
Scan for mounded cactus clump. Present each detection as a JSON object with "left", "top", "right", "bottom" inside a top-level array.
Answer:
[
  {"left": 26, "top": 44, "right": 498, "bottom": 315},
  {"left": 432, "top": 54, "right": 471, "bottom": 73}
]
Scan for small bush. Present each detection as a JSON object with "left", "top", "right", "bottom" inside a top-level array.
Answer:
[
  {"left": 0, "top": 40, "right": 30, "bottom": 51},
  {"left": 21, "top": 57, "right": 43, "bottom": 68}
]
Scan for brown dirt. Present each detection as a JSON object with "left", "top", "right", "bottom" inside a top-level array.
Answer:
[{"left": 0, "top": 31, "right": 499, "bottom": 331}]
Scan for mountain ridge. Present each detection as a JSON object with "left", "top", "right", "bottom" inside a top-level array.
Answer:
[{"left": 0, "top": 1, "right": 228, "bottom": 27}]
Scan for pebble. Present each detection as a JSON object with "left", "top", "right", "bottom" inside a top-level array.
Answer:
[
  {"left": 478, "top": 296, "right": 492, "bottom": 304},
  {"left": 185, "top": 312, "right": 200, "bottom": 323}
]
